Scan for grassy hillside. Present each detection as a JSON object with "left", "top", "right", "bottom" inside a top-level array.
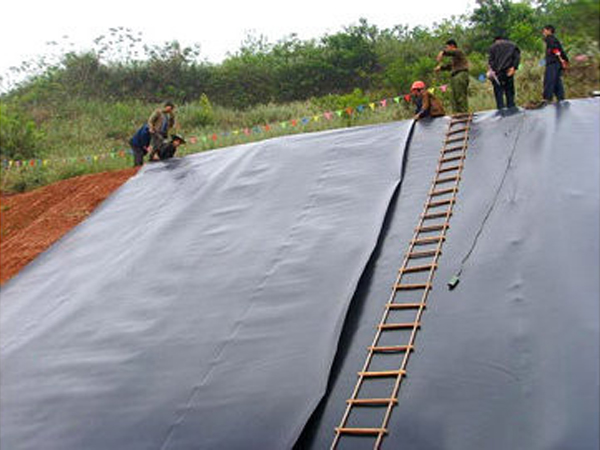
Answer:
[{"left": 1, "top": 0, "right": 599, "bottom": 193}]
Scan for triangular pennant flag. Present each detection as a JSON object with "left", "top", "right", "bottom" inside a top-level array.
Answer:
[
  {"left": 393, "top": 96, "right": 400, "bottom": 103},
  {"left": 404, "top": 94, "right": 411, "bottom": 102},
  {"left": 211, "top": 134, "right": 218, "bottom": 141},
  {"left": 357, "top": 105, "right": 365, "bottom": 112},
  {"left": 428, "top": 87, "right": 435, "bottom": 94},
  {"left": 301, "top": 117, "right": 310, "bottom": 124},
  {"left": 313, "top": 115, "right": 320, "bottom": 122},
  {"left": 369, "top": 103, "right": 376, "bottom": 110},
  {"left": 380, "top": 99, "right": 387, "bottom": 107},
  {"left": 244, "top": 128, "right": 250, "bottom": 135},
  {"left": 335, "top": 110, "right": 343, "bottom": 117},
  {"left": 281, "top": 122, "right": 288, "bottom": 128},
  {"left": 440, "top": 84, "right": 448, "bottom": 93},
  {"left": 345, "top": 107, "right": 353, "bottom": 115},
  {"left": 324, "top": 112, "right": 333, "bottom": 120},
  {"left": 264, "top": 124, "right": 271, "bottom": 132},
  {"left": 291, "top": 119, "right": 298, "bottom": 126},
  {"left": 202, "top": 136, "right": 208, "bottom": 142}
]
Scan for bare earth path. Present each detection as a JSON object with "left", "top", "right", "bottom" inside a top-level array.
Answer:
[{"left": 0, "top": 168, "right": 138, "bottom": 285}]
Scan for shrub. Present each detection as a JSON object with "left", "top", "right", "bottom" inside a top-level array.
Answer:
[
  {"left": 0, "top": 103, "right": 46, "bottom": 160},
  {"left": 178, "top": 94, "right": 215, "bottom": 129}
]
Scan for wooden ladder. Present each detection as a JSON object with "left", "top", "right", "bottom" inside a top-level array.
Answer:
[{"left": 331, "top": 113, "right": 474, "bottom": 449}]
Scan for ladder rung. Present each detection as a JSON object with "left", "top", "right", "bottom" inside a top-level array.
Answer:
[
  {"left": 336, "top": 427, "right": 388, "bottom": 436},
  {"left": 435, "top": 175, "right": 460, "bottom": 184},
  {"left": 440, "top": 155, "right": 464, "bottom": 164},
  {"left": 359, "top": 369, "right": 407, "bottom": 378},
  {"left": 385, "top": 302, "right": 426, "bottom": 310},
  {"left": 417, "top": 224, "right": 448, "bottom": 232},
  {"left": 429, "top": 187, "right": 457, "bottom": 197},
  {"left": 451, "top": 112, "right": 471, "bottom": 119},
  {"left": 395, "top": 283, "right": 431, "bottom": 290},
  {"left": 427, "top": 198, "right": 455, "bottom": 208},
  {"left": 346, "top": 398, "right": 398, "bottom": 406},
  {"left": 412, "top": 235, "right": 445, "bottom": 245},
  {"left": 450, "top": 117, "right": 470, "bottom": 125},
  {"left": 443, "top": 146, "right": 464, "bottom": 154},
  {"left": 422, "top": 210, "right": 452, "bottom": 220},
  {"left": 447, "top": 127, "right": 469, "bottom": 136},
  {"left": 400, "top": 263, "right": 437, "bottom": 273},
  {"left": 369, "top": 344, "right": 415, "bottom": 352},
  {"left": 438, "top": 164, "right": 463, "bottom": 174},
  {"left": 406, "top": 249, "right": 438, "bottom": 259},
  {"left": 444, "top": 136, "right": 466, "bottom": 145},
  {"left": 379, "top": 322, "right": 421, "bottom": 330}
]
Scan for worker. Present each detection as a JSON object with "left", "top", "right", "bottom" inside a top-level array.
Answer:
[
  {"left": 435, "top": 39, "right": 470, "bottom": 113},
  {"left": 410, "top": 81, "right": 445, "bottom": 121},
  {"left": 487, "top": 36, "right": 521, "bottom": 109},
  {"left": 147, "top": 101, "right": 176, "bottom": 161},
  {"left": 129, "top": 123, "right": 151, "bottom": 167},
  {"left": 148, "top": 134, "right": 186, "bottom": 162},
  {"left": 542, "top": 24, "right": 569, "bottom": 103}
]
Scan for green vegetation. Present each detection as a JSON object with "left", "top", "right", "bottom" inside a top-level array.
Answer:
[{"left": 1, "top": 0, "right": 599, "bottom": 193}]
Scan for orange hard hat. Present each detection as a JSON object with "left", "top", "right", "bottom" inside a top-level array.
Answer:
[{"left": 411, "top": 80, "right": 426, "bottom": 91}]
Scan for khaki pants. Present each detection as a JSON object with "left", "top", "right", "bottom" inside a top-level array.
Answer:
[{"left": 450, "top": 71, "right": 470, "bottom": 113}]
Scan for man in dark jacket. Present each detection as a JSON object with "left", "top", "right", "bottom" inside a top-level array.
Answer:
[
  {"left": 435, "top": 39, "right": 470, "bottom": 113},
  {"left": 148, "top": 134, "right": 186, "bottom": 162},
  {"left": 129, "top": 124, "right": 151, "bottom": 167},
  {"left": 488, "top": 36, "right": 521, "bottom": 109},
  {"left": 542, "top": 25, "right": 569, "bottom": 102}
]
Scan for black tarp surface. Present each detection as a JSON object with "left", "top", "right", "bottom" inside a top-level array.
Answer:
[
  {"left": 0, "top": 123, "right": 412, "bottom": 449},
  {"left": 298, "top": 99, "right": 600, "bottom": 450},
  {"left": 1, "top": 99, "right": 599, "bottom": 450}
]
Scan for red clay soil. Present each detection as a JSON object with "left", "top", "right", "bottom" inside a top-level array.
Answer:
[{"left": 0, "top": 168, "right": 139, "bottom": 285}]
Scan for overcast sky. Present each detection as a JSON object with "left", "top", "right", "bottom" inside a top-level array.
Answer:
[{"left": 1, "top": 0, "right": 473, "bottom": 80}]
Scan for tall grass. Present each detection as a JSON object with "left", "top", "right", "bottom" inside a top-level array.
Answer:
[{"left": 1, "top": 54, "right": 598, "bottom": 194}]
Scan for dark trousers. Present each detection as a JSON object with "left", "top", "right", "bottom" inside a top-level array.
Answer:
[
  {"left": 543, "top": 63, "right": 565, "bottom": 101},
  {"left": 131, "top": 145, "right": 146, "bottom": 167},
  {"left": 493, "top": 74, "right": 516, "bottom": 109}
]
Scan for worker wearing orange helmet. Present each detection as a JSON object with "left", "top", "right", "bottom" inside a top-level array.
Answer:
[{"left": 410, "top": 81, "right": 445, "bottom": 121}]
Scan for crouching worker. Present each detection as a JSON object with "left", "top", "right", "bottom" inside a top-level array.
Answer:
[
  {"left": 148, "top": 134, "right": 186, "bottom": 162},
  {"left": 129, "top": 124, "right": 151, "bottom": 167},
  {"left": 411, "top": 81, "right": 445, "bottom": 121}
]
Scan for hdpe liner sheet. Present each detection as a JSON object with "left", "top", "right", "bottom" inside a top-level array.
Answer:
[
  {"left": 0, "top": 122, "right": 413, "bottom": 450},
  {"left": 297, "top": 99, "right": 600, "bottom": 450}
]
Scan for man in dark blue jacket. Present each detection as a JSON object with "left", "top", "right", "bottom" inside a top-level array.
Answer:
[
  {"left": 129, "top": 124, "right": 151, "bottom": 166},
  {"left": 488, "top": 36, "right": 521, "bottom": 109},
  {"left": 542, "top": 25, "right": 569, "bottom": 103}
]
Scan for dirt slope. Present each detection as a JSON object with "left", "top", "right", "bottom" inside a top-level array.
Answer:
[{"left": 0, "top": 168, "right": 138, "bottom": 285}]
